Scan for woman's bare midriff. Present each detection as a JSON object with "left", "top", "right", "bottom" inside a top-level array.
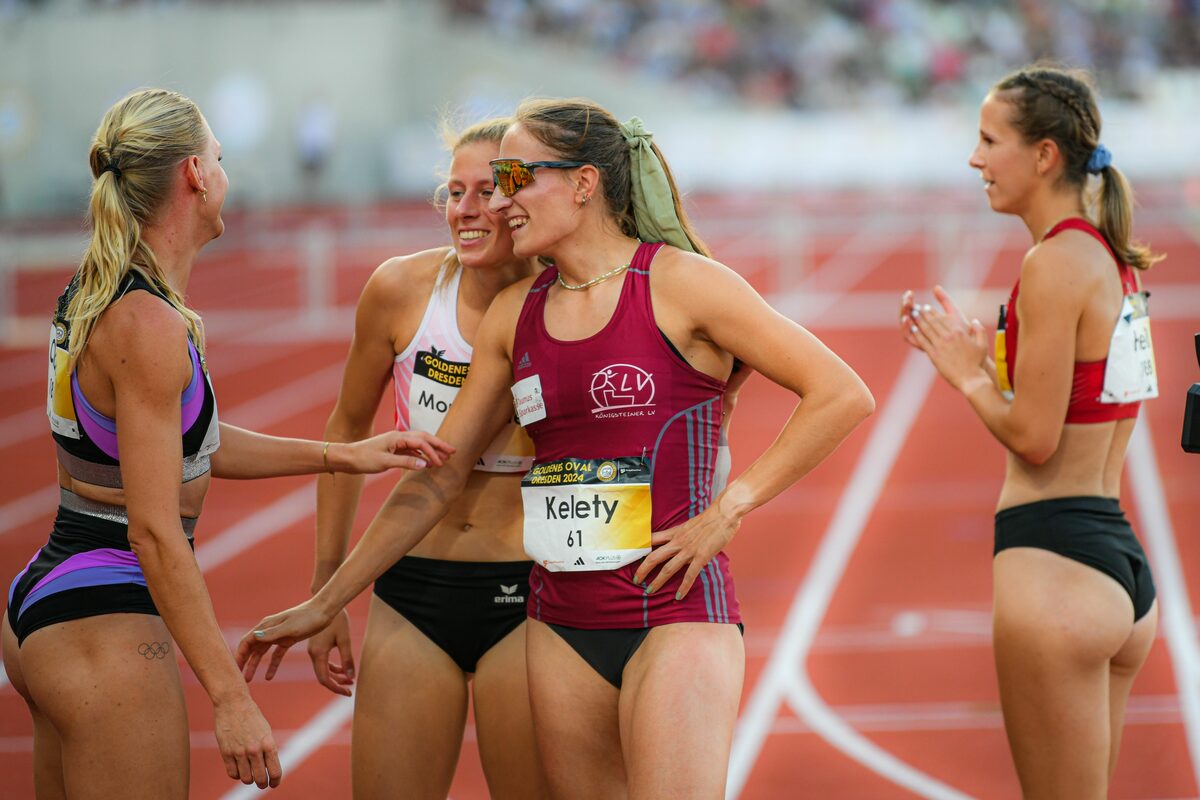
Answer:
[
  {"left": 407, "top": 470, "right": 527, "bottom": 562},
  {"left": 58, "top": 463, "right": 211, "bottom": 520},
  {"left": 997, "top": 417, "right": 1136, "bottom": 511}
]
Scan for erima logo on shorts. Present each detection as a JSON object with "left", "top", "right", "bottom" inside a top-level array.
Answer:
[
  {"left": 493, "top": 584, "right": 525, "bottom": 604},
  {"left": 590, "top": 363, "right": 656, "bottom": 416}
]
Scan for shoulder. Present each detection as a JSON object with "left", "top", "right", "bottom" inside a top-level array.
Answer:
[
  {"left": 492, "top": 272, "right": 545, "bottom": 319},
  {"left": 105, "top": 287, "right": 188, "bottom": 341},
  {"left": 648, "top": 245, "right": 753, "bottom": 304},
  {"left": 358, "top": 247, "right": 450, "bottom": 316},
  {"left": 471, "top": 273, "right": 545, "bottom": 358},
  {"left": 1017, "top": 234, "right": 1106, "bottom": 320},
  {"left": 91, "top": 290, "right": 191, "bottom": 389},
  {"left": 1020, "top": 232, "right": 1106, "bottom": 294},
  {"left": 650, "top": 245, "right": 735, "bottom": 279}
]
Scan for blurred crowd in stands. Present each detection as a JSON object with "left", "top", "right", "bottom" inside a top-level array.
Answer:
[
  {"left": 4, "top": 0, "right": 1198, "bottom": 109},
  {"left": 449, "top": 0, "right": 1200, "bottom": 107}
]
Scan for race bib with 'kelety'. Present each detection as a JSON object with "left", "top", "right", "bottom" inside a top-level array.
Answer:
[{"left": 521, "top": 456, "right": 651, "bottom": 572}]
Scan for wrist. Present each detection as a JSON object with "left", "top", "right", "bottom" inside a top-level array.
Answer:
[
  {"left": 322, "top": 441, "right": 347, "bottom": 473},
  {"left": 310, "top": 587, "right": 340, "bottom": 625},
  {"left": 210, "top": 681, "right": 252, "bottom": 708},
  {"left": 958, "top": 370, "right": 992, "bottom": 397},
  {"left": 716, "top": 482, "right": 755, "bottom": 522}
]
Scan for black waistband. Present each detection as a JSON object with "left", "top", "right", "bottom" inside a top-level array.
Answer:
[
  {"left": 389, "top": 555, "right": 533, "bottom": 578},
  {"left": 995, "top": 495, "right": 1123, "bottom": 523}
]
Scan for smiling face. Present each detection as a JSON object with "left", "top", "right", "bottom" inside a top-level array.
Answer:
[
  {"left": 445, "top": 140, "right": 516, "bottom": 269},
  {"left": 487, "top": 123, "right": 585, "bottom": 259},
  {"left": 968, "top": 93, "right": 1041, "bottom": 216}
]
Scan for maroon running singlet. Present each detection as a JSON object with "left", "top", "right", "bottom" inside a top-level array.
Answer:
[{"left": 511, "top": 242, "right": 741, "bottom": 628}]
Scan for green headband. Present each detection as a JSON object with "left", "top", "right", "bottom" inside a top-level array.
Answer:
[{"left": 620, "top": 117, "right": 698, "bottom": 254}]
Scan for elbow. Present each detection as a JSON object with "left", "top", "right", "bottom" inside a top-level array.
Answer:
[
  {"left": 1011, "top": 430, "right": 1058, "bottom": 466},
  {"left": 839, "top": 379, "right": 875, "bottom": 429},
  {"left": 126, "top": 522, "right": 169, "bottom": 562},
  {"left": 854, "top": 384, "right": 876, "bottom": 422},
  {"left": 1015, "top": 446, "right": 1054, "bottom": 467}
]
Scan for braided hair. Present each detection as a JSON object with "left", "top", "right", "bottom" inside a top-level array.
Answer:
[{"left": 993, "top": 66, "right": 1161, "bottom": 270}]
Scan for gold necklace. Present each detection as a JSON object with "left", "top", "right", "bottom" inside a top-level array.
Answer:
[{"left": 556, "top": 262, "right": 630, "bottom": 291}]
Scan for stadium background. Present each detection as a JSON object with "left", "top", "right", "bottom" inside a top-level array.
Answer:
[{"left": 1, "top": 1, "right": 1198, "bottom": 797}]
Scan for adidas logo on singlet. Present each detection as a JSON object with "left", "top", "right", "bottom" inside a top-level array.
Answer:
[
  {"left": 574, "top": 557, "right": 586, "bottom": 566},
  {"left": 494, "top": 584, "right": 525, "bottom": 604},
  {"left": 517, "top": 352, "right": 532, "bottom": 370}
]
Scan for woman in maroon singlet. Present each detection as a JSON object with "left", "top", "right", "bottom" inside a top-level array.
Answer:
[
  {"left": 901, "top": 65, "right": 1160, "bottom": 797},
  {"left": 239, "top": 99, "right": 874, "bottom": 798}
]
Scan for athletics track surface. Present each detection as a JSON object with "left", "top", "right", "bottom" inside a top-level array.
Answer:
[{"left": 1, "top": 192, "right": 1197, "bottom": 798}]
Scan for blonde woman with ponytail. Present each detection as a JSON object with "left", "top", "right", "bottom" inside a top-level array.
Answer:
[
  {"left": 2, "top": 88, "right": 451, "bottom": 798},
  {"left": 240, "top": 98, "right": 874, "bottom": 798},
  {"left": 901, "top": 65, "right": 1161, "bottom": 798}
]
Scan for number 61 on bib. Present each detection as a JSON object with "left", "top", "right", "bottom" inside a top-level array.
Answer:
[{"left": 521, "top": 456, "right": 651, "bottom": 572}]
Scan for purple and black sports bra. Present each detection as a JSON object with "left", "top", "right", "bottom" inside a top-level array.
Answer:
[{"left": 47, "top": 271, "right": 220, "bottom": 489}]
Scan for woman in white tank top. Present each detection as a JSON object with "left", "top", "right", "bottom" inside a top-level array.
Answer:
[{"left": 304, "top": 118, "right": 549, "bottom": 799}]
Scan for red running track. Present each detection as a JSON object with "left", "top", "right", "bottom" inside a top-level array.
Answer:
[{"left": 1, "top": 200, "right": 1198, "bottom": 799}]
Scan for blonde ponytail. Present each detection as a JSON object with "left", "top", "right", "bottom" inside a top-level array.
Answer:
[{"left": 67, "top": 89, "right": 209, "bottom": 366}]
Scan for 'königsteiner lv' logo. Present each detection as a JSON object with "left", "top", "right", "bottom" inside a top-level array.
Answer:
[{"left": 590, "top": 364, "right": 655, "bottom": 414}]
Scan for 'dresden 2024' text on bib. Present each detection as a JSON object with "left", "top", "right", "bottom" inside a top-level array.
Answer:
[{"left": 521, "top": 456, "right": 651, "bottom": 572}]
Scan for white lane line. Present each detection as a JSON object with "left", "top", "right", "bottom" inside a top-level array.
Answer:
[
  {"left": 0, "top": 360, "right": 346, "bottom": 539},
  {"left": 0, "top": 407, "right": 44, "bottom": 448},
  {"left": 728, "top": 232, "right": 997, "bottom": 798},
  {"left": 219, "top": 695, "right": 355, "bottom": 800},
  {"left": 770, "top": 228, "right": 921, "bottom": 321},
  {"left": 0, "top": 321, "right": 333, "bottom": 447},
  {"left": 0, "top": 475, "right": 387, "bottom": 693},
  {"left": 782, "top": 676, "right": 970, "bottom": 800},
  {"left": 1128, "top": 414, "right": 1200, "bottom": 790},
  {"left": 0, "top": 485, "right": 60, "bottom": 537},
  {"left": 726, "top": 352, "right": 969, "bottom": 799},
  {"left": 219, "top": 362, "right": 345, "bottom": 432},
  {"left": 772, "top": 693, "right": 1182, "bottom": 734},
  {"left": 194, "top": 483, "right": 318, "bottom": 573},
  {"left": 2, "top": 694, "right": 1185, "bottom": 755},
  {"left": 195, "top": 472, "right": 386, "bottom": 573}
]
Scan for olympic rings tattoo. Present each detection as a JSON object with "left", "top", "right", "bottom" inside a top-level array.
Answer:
[{"left": 138, "top": 641, "right": 171, "bottom": 660}]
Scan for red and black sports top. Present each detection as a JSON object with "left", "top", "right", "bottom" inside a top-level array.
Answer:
[{"left": 1001, "top": 218, "right": 1141, "bottom": 424}]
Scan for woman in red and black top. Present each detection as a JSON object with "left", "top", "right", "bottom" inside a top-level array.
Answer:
[
  {"left": 902, "top": 65, "right": 1161, "bottom": 798},
  {"left": 240, "top": 98, "right": 873, "bottom": 797}
]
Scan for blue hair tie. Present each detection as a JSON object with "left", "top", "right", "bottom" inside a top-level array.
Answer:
[{"left": 1086, "top": 144, "right": 1112, "bottom": 174}]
